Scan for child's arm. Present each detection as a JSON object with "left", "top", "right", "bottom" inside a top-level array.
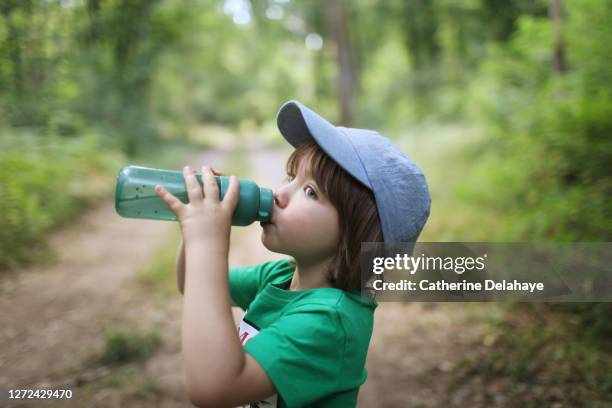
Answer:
[
  {"left": 183, "top": 238, "right": 275, "bottom": 406},
  {"left": 176, "top": 238, "right": 185, "bottom": 295},
  {"left": 176, "top": 237, "right": 238, "bottom": 308},
  {"left": 159, "top": 166, "right": 274, "bottom": 406}
]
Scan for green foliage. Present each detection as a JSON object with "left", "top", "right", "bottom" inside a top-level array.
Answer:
[
  {"left": 0, "top": 130, "right": 124, "bottom": 270},
  {"left": 553, "top": 303, "right": 612, "bottom": 339},
  {"left": 454, "top": 2, "right": 612, "bottom": 389},
  {"left": 0, "top": 0, "right": 608, "bottom": 402},
  {"left": 481, "top": 0, "right": 548, "bottom": 42},
  {"left": 465, "top": 3, "right": 612, "bottom": 241}
]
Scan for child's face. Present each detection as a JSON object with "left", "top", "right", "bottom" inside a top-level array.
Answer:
[{"left": 260, "top": 159, "right": 340, "bottom": 262}]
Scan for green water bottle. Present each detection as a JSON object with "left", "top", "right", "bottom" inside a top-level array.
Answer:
[{"left": 115, "top": 165, "right": 273, "bottom": 226}]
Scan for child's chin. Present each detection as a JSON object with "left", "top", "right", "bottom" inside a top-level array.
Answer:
[
  {"left": 261, "top": 235, "right": 290, "bottom": 255},
  {"left": 260, "top": 233, "right": 276, "bottom": 251}
]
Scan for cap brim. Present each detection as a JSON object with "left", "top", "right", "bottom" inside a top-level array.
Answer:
[{"left": 276, "top": 100, "right": 371, "bottom": 188}]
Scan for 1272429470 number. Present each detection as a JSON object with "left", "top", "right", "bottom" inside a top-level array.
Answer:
[{"left": 7, "top": 388, "right": 73, "bottom": 399}]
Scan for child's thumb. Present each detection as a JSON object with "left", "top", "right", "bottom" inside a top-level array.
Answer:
[{"left": 222, "top": 175, "right": 240, "bottom": 209}]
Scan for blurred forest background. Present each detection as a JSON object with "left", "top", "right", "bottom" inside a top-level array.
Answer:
[{"left": 1, "top": 0, "right": 611, "bottom": 405}]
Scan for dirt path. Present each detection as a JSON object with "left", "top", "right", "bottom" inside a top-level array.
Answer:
[
  {"left": 358, "top": 303, "right": 490, "bottom": 407},
  {"left": 0, "top": 149, "right": 233, "bottom": 404},
  {"left": 0, "top": 146, "right": 290, "bottom": 407},
  {"left": 0, "top": 144, "right": 491, "bottom": 408}
]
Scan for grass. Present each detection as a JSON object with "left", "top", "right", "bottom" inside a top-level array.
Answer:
[
  {"left": 455, "top": 303, "right": 612, "bottom": 406},
  {"left": 97, "top": 325, "right": 163, "bottom": 366},
  {"left": 136, "top": 228, "right": 182, "bottom": 298},
  {"left": 126, "top": 376, "right": 164, "bottom": 401},
  {"left": 68, "top": 324, "right": 165, "bottom": 404},
  {"left": 73, "top": 364, "right": 165, "bottom": 406}
]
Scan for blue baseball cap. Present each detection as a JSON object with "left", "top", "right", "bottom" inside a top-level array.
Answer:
[{"left": 276, "top": 100, "right": 431, "bottom": 243}]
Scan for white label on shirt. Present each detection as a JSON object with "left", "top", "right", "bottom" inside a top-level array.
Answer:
[
  {"left": 238, "top": 319, "right": 260, "bottom": 345},
  {"left": 237, "top": 319, "right": 278, "bottom": 408}
]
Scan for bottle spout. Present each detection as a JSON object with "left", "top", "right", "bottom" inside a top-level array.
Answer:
[{"left": 257, "top": 187, "right": 273, "bottom": 221}]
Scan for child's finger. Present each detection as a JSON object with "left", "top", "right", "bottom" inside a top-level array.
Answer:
[
  {"left": 201, "top": 165, "right": 220, "bottom": 202},
  {"left": 222, "top": 175, "right": 240, "bottom": 211},
  {"left": 155, "top": 185, "right": 184, "bottom": 216},
  {"left": 182, "top": 165, "right": 203, "bottom": 205}
]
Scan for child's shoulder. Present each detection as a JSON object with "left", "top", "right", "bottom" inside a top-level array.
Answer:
[
  {"left": 281, "top": 291, "right": 376, "bottom": 352},
  {"left": 244, "top": 258, "right": 378, "bottom": 316},
  {"left": 255, "top": 258, "right": 295, "bottom": 286},
  {"left": 288, "top": 286, "right": 377, "bottom": 319}
]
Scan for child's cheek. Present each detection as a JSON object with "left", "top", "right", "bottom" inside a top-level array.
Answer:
[
  {"left": 296, "top": 214, "right": 336, "bottom": 245},
  {"left": 283, "top": 212, "right": 312, "bottom": 237}
]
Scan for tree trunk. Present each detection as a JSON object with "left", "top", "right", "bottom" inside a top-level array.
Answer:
[
  {"left": 1, "top": 7, "right": 24, "bottom": 100},
  {"left": 325, "top": 0, "right": 355, "bottom": 126},
  {"left": 549, "top": 0, "right": 566, "bottom": 75},
  {"left": 86, "top": 0, "right": 102, "bottom": 45}
]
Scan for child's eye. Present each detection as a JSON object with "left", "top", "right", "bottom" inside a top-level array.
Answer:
[{"left": 305, "top": 186, "right": 318, "bottom": 199}]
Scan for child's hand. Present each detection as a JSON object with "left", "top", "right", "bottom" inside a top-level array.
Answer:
[{"left": 154, "top": 165, "right": 240, "bottom": 246}]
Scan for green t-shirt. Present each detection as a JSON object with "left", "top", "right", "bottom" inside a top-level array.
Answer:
[{"left": 228, "top": 259, "right": 378, "bottom": 408}]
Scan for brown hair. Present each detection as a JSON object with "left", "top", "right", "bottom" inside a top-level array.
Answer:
[{"left": 286, "top": 139, "right": 384, "bottom": 292}]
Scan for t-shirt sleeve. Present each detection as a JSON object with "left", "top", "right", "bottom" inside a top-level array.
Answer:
[
  {"left": 244, "top": 303, "right": 354, "bottom": 407},
  {"left": 228, "top": 259, "right": 292, "bottom": 311}
]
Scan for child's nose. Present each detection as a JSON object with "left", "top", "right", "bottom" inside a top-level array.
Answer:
[{"left": 273, "top": 189, "right": 288, "bottom": 208}]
